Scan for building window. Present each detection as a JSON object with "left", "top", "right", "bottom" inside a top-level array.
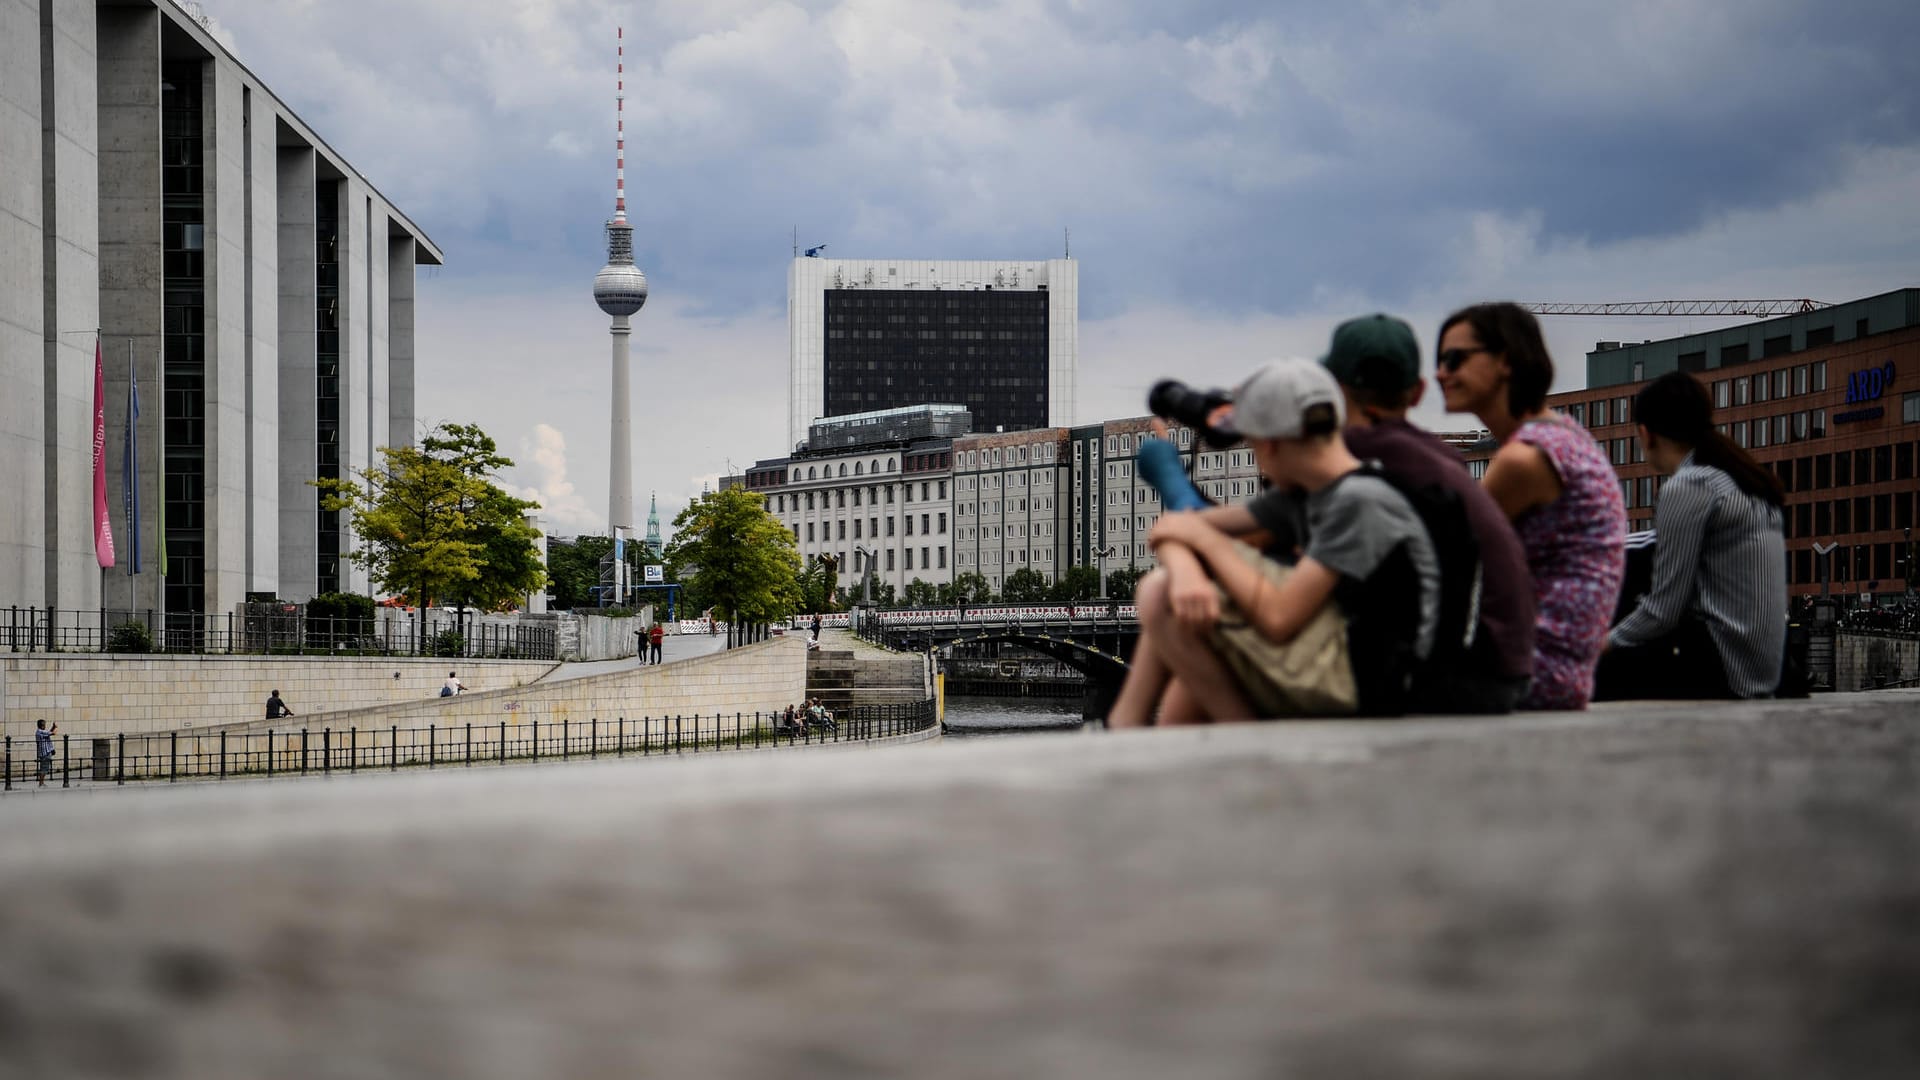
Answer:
[
  {"left": 1591, "top": 400, "right": 1609, "bottom": 427},
  {"left": 1904, "top": 391, "right": 1920, "bottom": 424},
  {"left": 1812, "top": 409, "right": 1826, "bottom": 437},
  {"left": 1813, "top": 361, "right": 1827, "bottom": 392},
  {"left": 806, "top": 523, "right": 815, "bottom": 542},
  {"left": 1632, "top": 361, "right": 1645, "bottom": 382},
  {"left": 1754, "top": 374, "right": 1770, "bottom": 403},
  {"left": 1775, "top": 369, "right": 1790, "bottom": 399},
  {"left": 886, "top": 549, "right": 894, "bottom": 571},
  {"left": 1735, "top": 379, "right": 1751, "bottom": 406},
  {"left": 1713, "top": 380, "right": 1729, "bottom": 408}
]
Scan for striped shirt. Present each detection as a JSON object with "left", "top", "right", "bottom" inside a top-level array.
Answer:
[{"left": 1609, "top": 454, "right": 1786, "bottom": 697}]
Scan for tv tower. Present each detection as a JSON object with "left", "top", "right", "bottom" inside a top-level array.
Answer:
[{"left": 591, "top": 27, "right": 648, "bottom": 604}]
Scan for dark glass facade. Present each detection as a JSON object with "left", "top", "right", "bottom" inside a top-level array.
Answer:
[
  {"left": 316, "top": 182, "right": 342, "bottom": 594},
  {"left": 162, "top": 62, "right": 205, "bottom": 616},
  {"left": 824, "top": 289, "right": 1049, "bottom": 433}
]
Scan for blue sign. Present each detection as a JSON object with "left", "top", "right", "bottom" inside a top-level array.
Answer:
[{"left": 1845, "top": 360, "right": 1896, "bottom": 404}]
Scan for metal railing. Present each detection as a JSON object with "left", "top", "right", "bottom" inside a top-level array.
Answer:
[
  {"left": 1, "top": 700, "right": 938, "bottom": 791},
  {"left": 1, "top": 606, "right": 556, "bottom": 660}
]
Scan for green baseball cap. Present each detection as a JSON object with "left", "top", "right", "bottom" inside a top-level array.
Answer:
[{"left": 1320, "top": 314, "right": 1420, "bottom": 394}]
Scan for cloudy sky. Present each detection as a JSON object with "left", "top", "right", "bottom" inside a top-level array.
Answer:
[{"left": 206, "top": 0, "right": 1920, "bottom": 539}]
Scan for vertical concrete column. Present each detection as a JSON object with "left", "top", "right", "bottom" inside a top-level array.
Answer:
[
  {"left": 39, "top": 0, "right": 101, "bottom": 612},
  {"left": 204, "top": 60, "right": 248, "bottom": 614},
  {"left": 1, "top": 0, "right": 48, "bottom": 607},
  {"left": 96, "top": 1, "right": 164, "bottom": 616},
  {"left": 364, "top": 203, "right": 389, "bottom": 470},
  {"left": 275, "top": 145, "right": 317, "bottom": 601},
  {"left": 245, "top": 86, "right": 278, "bottom": 593},
  {"left": 337, "top": 180, "right": 369, "bottom": 596},
  {"left": 386, "top": 236, "right": 415, "bottom": 450}
]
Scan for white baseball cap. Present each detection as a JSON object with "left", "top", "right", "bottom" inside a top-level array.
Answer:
[{"left": 1224, "top": 360, "right": 1345, "bottom": 439}]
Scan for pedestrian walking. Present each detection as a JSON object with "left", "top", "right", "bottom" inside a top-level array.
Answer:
[
  {"left": 265, "top": 688, "right": 294, "bottom": 719},
  {"left": 811, "top": 613, "right": 822, "bottom": 641},
  {"left": 34, "top": 719, "right": 56, "bottom": 787}
]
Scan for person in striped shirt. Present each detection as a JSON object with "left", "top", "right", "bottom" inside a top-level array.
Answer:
[{"left": 1595, "top": 373, "right": 1787, "bottom": 699}]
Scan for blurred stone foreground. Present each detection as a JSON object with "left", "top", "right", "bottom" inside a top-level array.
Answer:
[{"left": 2, "top": 693, "right": 1918, "bottom": 1080}]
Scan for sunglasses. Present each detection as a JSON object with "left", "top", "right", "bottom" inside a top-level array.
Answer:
[{"left": 1436, "top": 346, "right": 1493, "bottom": 373}]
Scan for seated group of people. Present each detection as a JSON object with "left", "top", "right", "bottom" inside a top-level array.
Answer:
[
  {"left": 779, "top": 698, "right": 837, "bottom": 734},
  {"left": 1111, "top": 304, "right": 1790, "bottom": 726}
]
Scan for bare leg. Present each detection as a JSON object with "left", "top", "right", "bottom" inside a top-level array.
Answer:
[
  {"left": 1108, "top": 572, "right": 1175, "bottom": 728},
  {"left": 1140, "top": 588, "right": 1258, "bottom": 722},
  {"left": 1157, "top": 678, "right": 1210, "bottom": 725}
]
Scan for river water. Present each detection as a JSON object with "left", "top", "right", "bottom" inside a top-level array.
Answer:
[{"left": 942, "top": 695, "right": 1089, "bottom": 739}]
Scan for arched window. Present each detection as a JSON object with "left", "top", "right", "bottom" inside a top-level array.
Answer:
[
  {"left": 791, "top": 469, "right": 799, "bottom": 483},
  {"left": 855, "top": 461, "right": 864, "bottom": 476},
  {"left": 887, "top": 459, "right": 897, "bottom": 472},
  {"left": 808, "top": 466, "right": 817, "bottom": 480},
  {"left": 870, "top": 459, "right": 879, "bottom": 475},
  {"left": 839, "top": 463, "right": 848, "bottom": 477}
]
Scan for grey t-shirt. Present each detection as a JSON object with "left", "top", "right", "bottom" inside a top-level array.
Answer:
[{"left": 1259, "top": 470, "right": 1443, "bottom": 657}]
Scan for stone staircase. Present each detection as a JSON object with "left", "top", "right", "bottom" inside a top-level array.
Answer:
[{"left": 806, "top": 648, "right": 929, "bottom": 713}]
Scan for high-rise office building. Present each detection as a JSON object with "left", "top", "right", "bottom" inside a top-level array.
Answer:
[{"left": 787, "top": 257, "right": 1077, "bottom": 449}]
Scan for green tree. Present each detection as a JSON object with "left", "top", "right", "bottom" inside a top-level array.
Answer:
[
  {"left": 314, "top": 423, "right": 545, "bottom": 624},
  {"left": 941, "top": 572, "right": 993, "bottom": 605},
  {"left": 1050, "top": 565, "right": 1102, "bottom": 601},
  {"left": 903, "top": 578, "right": 938, "bottom": 607},
  {"left": 1001, "top": 567, "right": 1050, "bottom": 603},
  {"left": 871, "top": 581, "right": 898, "bottom": 608},
  {"left": 1106, "top": 566, "right": 1148, "bottom": 602},
  {"left": 544, "top": 535, "right": 613, "bottom": 610},
  {"left": 664, "top": 487, "right": 802, "bottom": 633},
  {"left": 796, "top": 554, "right": 842, "bottom": 614}
]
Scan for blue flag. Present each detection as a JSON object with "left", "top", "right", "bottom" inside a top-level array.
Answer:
[{"left": 124, "top": 359, "right": 141, "bottom": 575}]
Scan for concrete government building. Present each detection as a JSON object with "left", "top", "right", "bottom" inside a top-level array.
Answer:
[
  {"left": 2, "top": 0, "right": 441, "bottom": 620},
  {"left": 786, "top": 257, "right": 1077, "bottom": 450}
]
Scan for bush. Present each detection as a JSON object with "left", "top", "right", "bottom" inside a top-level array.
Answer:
[
  {"left": 432, "top": 628, "right": 465, "bottom": 657},
  {"left": 106, "top": 621, "right": 153, "bottom": 654},
  {"left": 306, "top": 592, "right": 376, "bottom": 649}
]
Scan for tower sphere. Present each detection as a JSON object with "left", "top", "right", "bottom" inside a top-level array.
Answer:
[{"left": 594, "top": 262, "right": 648, "bottom": 316}]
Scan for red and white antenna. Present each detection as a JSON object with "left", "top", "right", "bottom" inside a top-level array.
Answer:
[{"left": 614, "top": 26, "right": 628, "bottom": 225}]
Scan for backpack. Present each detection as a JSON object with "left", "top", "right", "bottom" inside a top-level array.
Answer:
[
  {"left": 439, "top": 685, "right": 454, "bottom": 697},
  {"left": 1348, "top": 462, "right": 1485, "bottom": 714}
]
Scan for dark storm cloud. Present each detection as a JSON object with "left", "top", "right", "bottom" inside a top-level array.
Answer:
[{"left": 214, "top": 0, "right": 1919, "bottom": 318}]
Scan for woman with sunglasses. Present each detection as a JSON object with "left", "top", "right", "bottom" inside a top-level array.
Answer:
[
  {"left": 1594, "top": 373, "right": 1785, "bottom": 699},
  {"left": 1436, "top": 303, "right": 1625, "bottom": 709}
]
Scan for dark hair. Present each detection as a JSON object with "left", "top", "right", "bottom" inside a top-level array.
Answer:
[
  {"left": 1633, "top": 372, "right": 1783, "bottom": 507},
  {"left": 1438, "top": 302, "right": 1555, "bottom": 416},
  {"left": 1343, "top": 371, "right": 1420, "bottom": 413},
  {"left": 1300, "top": 403, "right": 1340, "bottom": 438}
]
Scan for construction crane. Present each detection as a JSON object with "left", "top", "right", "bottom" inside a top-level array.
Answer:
[{"left": 1522, "top": 300, "right": 1830, "bottom": 318}]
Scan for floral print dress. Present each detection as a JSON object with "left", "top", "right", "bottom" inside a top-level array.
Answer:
[{"left": 1511, "top": 413, "right": 1627, "bottom": 708}]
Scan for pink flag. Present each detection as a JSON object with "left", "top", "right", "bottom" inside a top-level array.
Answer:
[{"left": 93, "top": 338, "right": 115, "bottom": 568}]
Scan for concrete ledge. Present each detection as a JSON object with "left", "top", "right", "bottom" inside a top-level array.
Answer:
[{"left": 1, "top": 691, "right": 1915, "bottom": 1078}]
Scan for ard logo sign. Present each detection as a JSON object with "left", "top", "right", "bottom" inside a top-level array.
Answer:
[{"left": 1845, "top": 361, "right": 1897, "bottom": 404}]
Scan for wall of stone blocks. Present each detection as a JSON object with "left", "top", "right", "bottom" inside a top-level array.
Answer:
[
  {"left": 1834, "top": 631, "right": 1920, "bottom": 691},
  {"left": 0, "top": 653, "right": 556, "bottom": 740},
  {"left": 216, "top": 637, "right": 808, "bottom": 742}
]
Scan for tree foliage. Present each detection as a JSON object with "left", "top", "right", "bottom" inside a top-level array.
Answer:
[
  {"left": 1106, "top": 566, "right": 1148, "bottom": 602},
  {"left": 664, "top": 487, "right": 802, "bottom": 625},
  {"left": 1050, "top": 565, "right": 1102, "bottom": 601},
  {"left": 940, "top": 572, "right": 994, "bottom": 605},
  {"left": 1001, "top": 567, "right": 1051, "bottom": 603},
  {"left": 314, "top": 423, "right": 545, "bottom": 611},
  {"left": 903, "top": 578, "right": 938, "bottom": 607}
]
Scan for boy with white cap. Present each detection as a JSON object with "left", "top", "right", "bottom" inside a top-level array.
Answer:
[{"left": 1109, "top": 358, "right": 1438, "bottom": 724}]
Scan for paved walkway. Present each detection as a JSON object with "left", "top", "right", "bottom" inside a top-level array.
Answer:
[
  {"left": 535, "top": 628, "right": 734, "bottom": 682},
  {"left": 2, "top": 692, "right": 1917, "bottom": 1078}
]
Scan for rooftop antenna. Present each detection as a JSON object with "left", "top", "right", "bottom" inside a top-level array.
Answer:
[{"left": 1064, "top": 227, "right": 1070, "bottom": 258}]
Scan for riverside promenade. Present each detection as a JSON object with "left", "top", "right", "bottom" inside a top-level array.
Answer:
[{"left": 2, "top": 692, "right": 1916, "bottom": 1078}]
